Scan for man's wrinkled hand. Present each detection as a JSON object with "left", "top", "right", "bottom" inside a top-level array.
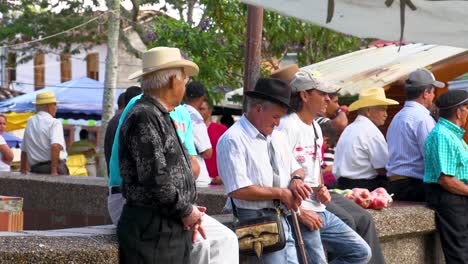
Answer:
[
  {"left": 316, "top": 186, "right": 331, "bottom": 204},
  {"left": 290, "top": 179, "right": 312, "bottom": 201},
  {"left": 182, "top": 205, "right": 205, "bottom": 230},
  {"left": 280, "top": 188, "right": 301, "bottom": 211},
  {"left": 298, "top": 209, "right": 323, "bottom": 231},
  {"left": 191, "top": 222, "right": 207, "bottom": 243}
]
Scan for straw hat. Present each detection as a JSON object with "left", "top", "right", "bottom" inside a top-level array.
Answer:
[
  {"left": 33, "top": 91, "right": 58, "bottom": 105},
  {"left": 349, "top": 87, "right": 399, "bottom": 112},
  {"left": 128, "top": 47, "right": 199, "bottom": 80},
  {"left": 270, "top": 64, "right": 300, "bottom": 83}
]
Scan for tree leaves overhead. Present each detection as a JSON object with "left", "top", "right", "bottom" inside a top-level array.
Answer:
[{"left": 0, "top": 0, "right": 106, "bottom": 61}]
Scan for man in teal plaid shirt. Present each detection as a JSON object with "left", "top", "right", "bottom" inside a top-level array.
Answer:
[{"left": 424, "top": 89, "right": 468, "bottom": 264}]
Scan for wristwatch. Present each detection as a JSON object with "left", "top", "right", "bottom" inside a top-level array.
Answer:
[{"left": 291, "top": 175, "right": 304, "bottom": 181}]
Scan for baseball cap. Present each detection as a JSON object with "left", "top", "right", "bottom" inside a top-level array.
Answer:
[
  {"left": 185, "top": 81, "right": 206, "bottom": 98},
  {"left": 290, "top": 70, "right": 340, "bottom": 94},
  {"left": 406, "top": 68, "right": 445, "bottom": 89}
]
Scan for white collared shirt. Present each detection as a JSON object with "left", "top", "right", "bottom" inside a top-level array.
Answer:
[
  {"left": 333, "top": 115, "right": 389, "bottom": 180},
  {"left": 217, "top": 115, "right": 300, "bottom": 210},
  {"left": 278, "top": 113, "right": 326, "bottom": 212},
  {"left": 185, "top": 104, "right": 212, "bottom": 186},
  {"left": 21, "top": 111, "right": 67, "bottom": 166}
]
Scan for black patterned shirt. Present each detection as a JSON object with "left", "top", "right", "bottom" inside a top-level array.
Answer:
[{"left": 119, "top": 94, "right": 196, "bottom": 218}]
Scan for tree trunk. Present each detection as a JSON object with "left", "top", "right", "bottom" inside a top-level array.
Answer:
[{"left": 99, "top": 0, "right": 120, "bottom": 178}]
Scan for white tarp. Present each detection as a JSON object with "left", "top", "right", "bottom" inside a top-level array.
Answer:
[{"left": 241, "top": 0, "right": 468, "bottom": 49}]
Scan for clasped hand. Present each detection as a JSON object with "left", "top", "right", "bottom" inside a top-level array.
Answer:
[{"left": 182, "top": 205, "right": 207, "bottom": 243}]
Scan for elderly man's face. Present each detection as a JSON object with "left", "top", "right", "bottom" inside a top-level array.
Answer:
[
  {"left": 326, "top": 95, "right": 340, "bottom": 117},
  {"left": 366, "top": 106, "right": 388, "bottom": 126},
  {"left": 198, "top": 101, "right": 211, "bottom": 122},
  {"left": 255, "top": 103, "right": 288, "bottom": 136}
]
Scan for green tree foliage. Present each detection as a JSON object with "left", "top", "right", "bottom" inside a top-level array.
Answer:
[
  {"left": 0, "top": 0, "right": 106, "bottom": 63},
  {"left": 148, "top": 0, "right": 368, "bottom": 103}
]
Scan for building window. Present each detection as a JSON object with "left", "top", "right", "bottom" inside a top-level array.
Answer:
[
  {"left": 86, "top": 53, "right": 99, "bottom": 81},
  {"left": 60, "top": 54, "right": 72, "bottom": 83},
  {"left": 34, "top": 53, "right": 45, "bottom": 90},
  {"left": 7, "top": 53, "right": 16, "bottom": 83}
]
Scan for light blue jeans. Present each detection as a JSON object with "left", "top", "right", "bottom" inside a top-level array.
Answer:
[
  {"left": 288, "top": 210, "right": 372, "bottom": 264},
  {"left": 237, "top": 208, "right": 299, "bottom": 264}
]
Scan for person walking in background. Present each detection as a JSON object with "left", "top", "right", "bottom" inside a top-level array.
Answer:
[
  {"left": 424, "top": 89, "right": 468, "bottom": 264},
  {"left": 386, "top": 68, "right": 444, "bottom": 201},
  {"left": 20, "top": 91, "right": 68, "bottom": 176},
  {"left": 184, "top": 81, "right": 212, "bottom": 187},
  {"left": 69, "top": 129, "right": 97, "bottom": 176},
  {"left": 198, "top": 100, "right": 227, "bottom": 185},
  {"left": 0, "top": 114, "right": 13, "bottom": 171},
  {"left": 334, "top": 87, "right": 399, "bottom": 191}
]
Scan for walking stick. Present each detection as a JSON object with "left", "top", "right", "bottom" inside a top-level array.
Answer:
[{"left": 291, "top": 210, "right": 308, "bottom": 264}]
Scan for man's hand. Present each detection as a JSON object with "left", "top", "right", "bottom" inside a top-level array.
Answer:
[
  {"left": 298, "top": 209, "right": 323, "bottom": 231},
  {"left": 182, "top": 205, "right": 206, "bottom": 230},
  {"left": 191, "top": 222, "right": 207, "bottom": 243},
  {"left": 290, "top": 179, "right": 312, "bottom": 201},
  {"left": 280, "top": 188, "right": 301, "bottom": 211},
  {"left": 316, "top": 186, "right": 331, "bottom": 204}
]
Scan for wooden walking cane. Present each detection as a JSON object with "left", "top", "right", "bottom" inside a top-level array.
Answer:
[{"left": 291, "top": 210, "right": 308, "bottom": 264}]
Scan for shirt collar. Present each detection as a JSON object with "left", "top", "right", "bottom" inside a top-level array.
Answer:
[
  {"left": 439, "top": 118, "right": 466, "bottom": 138},
  {"left": 240, "top": 115, "right": 269, "bottom": 141},
  {"left": 37, "top": 111, "right": 53, "bottom": 118},
  {"left": 405, "top": 101, "right": 430, "bottom": 115}
]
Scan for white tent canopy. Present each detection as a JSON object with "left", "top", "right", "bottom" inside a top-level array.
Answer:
[{"left": 241, "top": 0, "right": 468, "bottom": 49}]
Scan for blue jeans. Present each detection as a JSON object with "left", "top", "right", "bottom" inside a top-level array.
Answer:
[
  {"left": 237, "top": 208, "right": 299, "bottom": 264},
  {"left": 288, "top": 210, "right": 371, "bottom": 264}
]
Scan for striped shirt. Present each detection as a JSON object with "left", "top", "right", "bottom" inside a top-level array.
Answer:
[
  {"left": 386, "top": 101, "right": 435, "bottom": 179},
  {"left": 217, "top": 115, "right": 300, "bottom": 210},
  {"left": 423, "top": 118, "right": 468, "bottom": 184}
]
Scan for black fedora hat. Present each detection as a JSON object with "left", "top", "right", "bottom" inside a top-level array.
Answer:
[{"left": 245, "top": 78, "right": 291, "bottom": 108}]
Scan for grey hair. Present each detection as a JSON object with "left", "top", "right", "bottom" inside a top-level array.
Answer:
[
  {"left": 141, "top": 68, "right": 184, "bottom": 93},
  {"left": 245, "top": 96, "right": 275, "bottom": 112}
]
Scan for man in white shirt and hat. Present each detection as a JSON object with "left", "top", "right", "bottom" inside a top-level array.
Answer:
[
  {"left": 334, "top": 87, "right": 399, "bottom": 190},
  {"left": 20, "top": 91, "right": 69, "bottom": 176}
]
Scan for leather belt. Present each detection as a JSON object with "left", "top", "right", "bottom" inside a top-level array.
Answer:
[
  {"left": 109, "top": 186, "right": 122, "bottom": 195},
  {"left": 388, "top": 175, "right": 409, "bottom": 182}
]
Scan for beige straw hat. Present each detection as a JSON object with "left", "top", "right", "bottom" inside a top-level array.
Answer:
[
  {"left": 128, "top": 47, "right": 199, "bottom": 80},
  {"left": 348, "top": 87, "right": 399, "bottom": 112},
  {"left": 33, "top": 91, "right": 58, "bottom": 105}
]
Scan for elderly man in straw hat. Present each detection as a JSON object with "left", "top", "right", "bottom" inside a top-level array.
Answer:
[
  {"left": 20, "top": 91, "right": 69, "bottom": 176},
  {"left": 278, "top": 70, "right": 371, "bottom": 264},
  {"left": 334, "top": 87, "right": 399, "bottom": 191},
  {"left": 424, "top": 89, "right": 468, "bottom": 264},
  {"left": 117, "top": 47, "right": 237, "bottom": 264}
]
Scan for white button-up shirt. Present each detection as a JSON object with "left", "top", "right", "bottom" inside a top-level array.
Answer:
[
  {"left": 333, "top": 115, "right": 388, "bottom": 180},
  {"left": 217, "top": 115, "right": 300, "bottom": 210},
  {"left": 185, "top": 104, "right": 212, "bottom": 186},
  {"left": 21, "top": 111, "right": 67, "bottom": 166}
]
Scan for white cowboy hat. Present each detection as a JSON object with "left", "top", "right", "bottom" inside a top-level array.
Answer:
[
  {"left": 349, "top": 87, "right": 399, "bottom": 112},
  {"left": 128, "top": 47, "right": 199, "bottom": 80}
]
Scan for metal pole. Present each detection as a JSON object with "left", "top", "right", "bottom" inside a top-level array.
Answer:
[{"left": 243, "top": 4, "right": 263, "bottom": 111}]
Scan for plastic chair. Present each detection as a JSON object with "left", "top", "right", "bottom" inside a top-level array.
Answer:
[{"left": 66, "top": 154, "right": 88, "bottom": 176}]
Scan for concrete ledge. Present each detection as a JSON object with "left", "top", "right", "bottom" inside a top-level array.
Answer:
[{"left": 0, "top": 225, "right": 118, "bottom": 263}]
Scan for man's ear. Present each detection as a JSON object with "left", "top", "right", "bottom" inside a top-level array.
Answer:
[
  {"left": 255, "top": 103, "right": 262, "bottom": 113},
  {"left": 299, "top": 91, "right": 308, "bottom": 102},
  {"left": 169, "top": 75, "right": 176, "bottom": 89}
]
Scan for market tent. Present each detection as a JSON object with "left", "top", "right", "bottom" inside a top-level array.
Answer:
[
  {"left": 2, "top": 132, "right": 22, "bottom": 148},
  {"left": 241, "top": 0, "right": 468, "bottom": 48},
  {"left": 0, "top": 77, "right": 123, "bottom": 116}
]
